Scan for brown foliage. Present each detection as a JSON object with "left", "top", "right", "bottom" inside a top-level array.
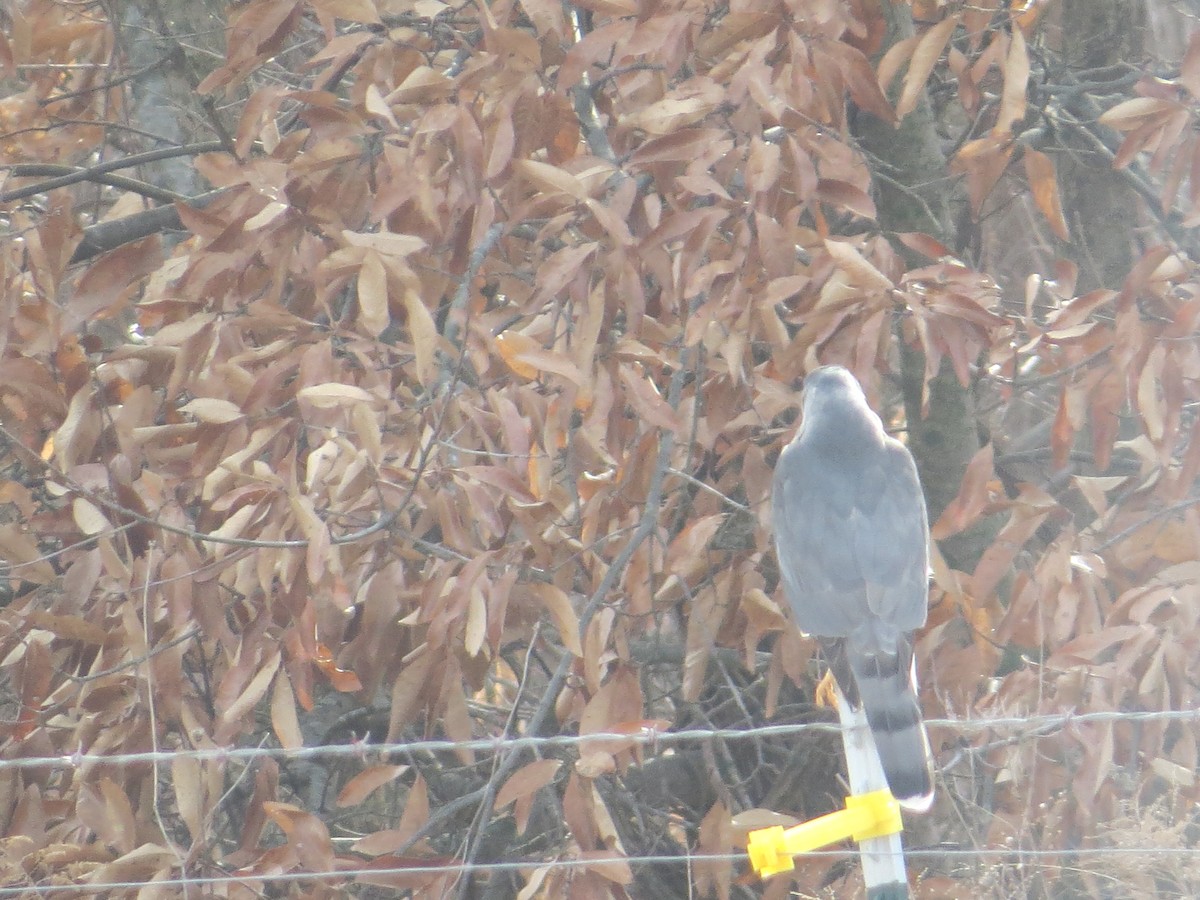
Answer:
[{"left": 1, "top": 1, "right": 1199, "bottom": 897}]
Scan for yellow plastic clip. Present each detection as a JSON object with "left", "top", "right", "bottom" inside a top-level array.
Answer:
[{"left": 746, "top": 790, "right": 904, "bottom": 878}]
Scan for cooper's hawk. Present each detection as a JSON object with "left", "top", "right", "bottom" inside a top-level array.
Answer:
[{"left": 771, "top": 365, "right": 934, "bottom": 810}]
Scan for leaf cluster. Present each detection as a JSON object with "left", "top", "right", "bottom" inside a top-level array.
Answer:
[{"left": 0, "top": 1, "right": 1199, "bottom": 898}]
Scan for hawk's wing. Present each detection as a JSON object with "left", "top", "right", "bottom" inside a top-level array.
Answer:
[{"left": 771, "top": 435, "right": 928, "bottom": 638}]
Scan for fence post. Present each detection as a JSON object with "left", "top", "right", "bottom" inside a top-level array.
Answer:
[{"left": 835, "top": 687, "right": 910, "bottom": 899}]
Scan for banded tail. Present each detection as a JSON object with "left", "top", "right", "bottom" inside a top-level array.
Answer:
[{"left": 825, "top": 637, "right": 934, "bottom": 811}]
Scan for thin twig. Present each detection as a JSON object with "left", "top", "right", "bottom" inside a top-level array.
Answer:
[
  {"left": 141, "top": 547, "right": 191, "bottom": 894},
  {"left": 667, "top": 468, "right": 750, "bottom": 513},
  {"left": 439, "top": 221, "right": 503, "bottom": 390},
  {"left": 68, "top": 627, "right": 202, "bottom": 684},
  {"left": 1093, "top": 494, "right": 1200, "bottom": 551},
  {"left": 450, "top": 622, "right": 543, "bottom": 894}
]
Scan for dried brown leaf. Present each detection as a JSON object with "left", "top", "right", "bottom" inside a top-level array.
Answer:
[
  {"left": 1022, "top": 147, "right": 1069, "bottom": 240},
  {"left": 816, "top": 179, "right": 877, "bottom": 219},
  {"left": 897, "top": 14, "right": 959, "bottom": 120},
  {"left": 583, "top": 838, "right": 630, "bottom": 884},
  {"left": 386, "top": 645, "right": 434, "bottom": 741},
  {"left": 695, "top": 801, "right": 733, "bottom": 900},
  {"left": 179, "top": 397, "right": 245, "bottom": 424},
  {"left": 994, "top": 27, "right": 1029, "bottom": 135},
  {"left": 930, "top": 443, "right": 996, "bottom": 539},
  {"left": 1098, "top": 97, "right": 1177, "bottom": 130},
  {"left": 532, "top": 583, "right": 583, "bottom": 657},
  {"left": 463, "top": 580, "right": 487, "bottom": 658},
  {"left": 297, "top": 383, "right": 380, "bottom": 407},
  {"left": 173, "top": 757, "right": 205, "bottom": 844},
  {"left": 441, "top": 662, "right": 475, "bottom": 764},
  {"left": 398, "top": 266, "right": 440, "bottom": 386},
  {"left": 13, "top": 638, "right": 50, "bottom": 739},
  {"left": 25, "top": 611, "right": 107, "bottom": 645},
  {"left": 341, "top": 229, "right": 426, "bottom": 257},
  {"left": 830, "top": 42, "right": 896, "bottom": 126},
  {"left": 494, "top": 759, "right": 561, "bottom": 819},
  {"left": 271, "top": 667, "right": 304, "bottom": 750},
  {"left": 76, "top": 779, "right": 136, "bottom": 854},
  {"left": 618, "top": 364, "right": 682, "bottom": 432},
  {"left": 85, "top": 845, "right": 178, "bottom": 887},
  {"left": 495, "top": 331, "right": 584, "bottom": 385},
  {"left": 515, "top": 159, "right": 590, "bottom": 202},
  {"left": 337, "top": 765, "right": 409, "bottom": 807},
  {"left": 262, "top": 801, "right": 336, "bottom": 872},
  {"left": 876, "top": 33, "right": 920, "bottom": 97},
  {"left": 824, "top": 238, "right": 894, "bottom": 291},
  {"left": 218, "top": 650, "right": 281, "bottom": 736},
  {"left": 624, "top": 78, "right": 724, "bottom": 134},
  {"left": 357, "top": 249, "right": 390, "bottom": 336},
  {"left": 309, "top": 0, "right": 382, "bottom": 26},
  {"left": 396, "top": 774, "right": 430, "bottom": 845}
]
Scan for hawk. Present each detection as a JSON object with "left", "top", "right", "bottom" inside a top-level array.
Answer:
[{"left": 771, "top": 365, "right": 934, "bottom": 810}]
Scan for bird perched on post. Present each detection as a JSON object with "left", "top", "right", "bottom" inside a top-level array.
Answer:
[{"left": 771, "top": 365, "right": 934, "bottom": 811}]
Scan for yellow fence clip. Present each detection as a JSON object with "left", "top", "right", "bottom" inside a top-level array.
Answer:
[{"left": 746, "top": 789, "right": 904, "bottom": 878}]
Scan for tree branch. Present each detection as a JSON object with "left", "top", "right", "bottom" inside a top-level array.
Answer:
[{"left": 1, "top": 141, "right": 227, "bottom": 203}]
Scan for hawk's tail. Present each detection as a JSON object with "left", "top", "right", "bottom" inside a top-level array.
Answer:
[{"left": 832, "top": 639, "right": 934, "bottom": 811}]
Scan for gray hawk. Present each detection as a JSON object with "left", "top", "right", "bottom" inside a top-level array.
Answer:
[{"left": 771, "top": 365, "right": 934, "bottom": 810}]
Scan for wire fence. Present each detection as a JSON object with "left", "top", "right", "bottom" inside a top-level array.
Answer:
[
  {"left": 8, "top": 845, "right": 1200, "bottom": 896},
  {"left": 13, "top": 707, "right": 1200, "bottom": 773},
  {"left": 6, "top": 707, "right": 1198, "bottom": 895}
]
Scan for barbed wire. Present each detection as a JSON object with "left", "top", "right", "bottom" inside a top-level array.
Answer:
[
  {"left": 6, "top": 844, "right": 1200, "bottom": 896},
  {"left": 12, "top": 707, "right": 1200, "bottom": 774}
]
